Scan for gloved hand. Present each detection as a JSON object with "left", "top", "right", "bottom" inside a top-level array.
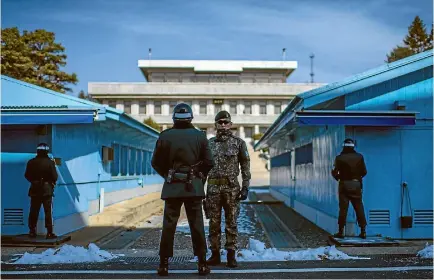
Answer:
[{"left": 238, "top": 180, "right": 249, "bottom": 200}]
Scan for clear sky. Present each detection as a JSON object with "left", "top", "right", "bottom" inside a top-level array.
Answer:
[{"left": 2, "top": 0, "right": 433, "bottom": 96}]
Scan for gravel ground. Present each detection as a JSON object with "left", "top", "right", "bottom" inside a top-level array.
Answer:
[{"left": 131, "top": 203, "right": 270, "bottom": 251}]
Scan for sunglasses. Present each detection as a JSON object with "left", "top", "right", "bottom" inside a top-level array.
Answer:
[{"left": 217, "top": 120, "right": 231, "bottom": 125}]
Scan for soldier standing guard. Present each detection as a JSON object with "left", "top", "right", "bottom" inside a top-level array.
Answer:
[
  {"left": 331, "top": 138, "right": 368, "bottom": 239},
  {"left": 151, "top": 103, "right": 214, "bottom": 276},
  {"left": 25, "top": 143, "right": 58, "bottom": 239},
  {"left": 205, "top": 111, "right": 251, "bottom": 268}
]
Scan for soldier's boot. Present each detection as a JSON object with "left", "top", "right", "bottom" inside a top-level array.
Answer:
[
  {"left": 207, "top": 250, "right": 221, "bottom": 265},
  {"left": 46, "top": 227, "right": 57, "bottom": 239},
  {"left": 157, "top": 257, "right": 169, "bottom": 276},
  {"left": 29, "top": 228, "right": 37, "bottom": 238},
  {"left": 333, "top": 226, "right": 345, "bottom": 238},
  {"left": 226, "top": 249, "right": 238, "bottom": 268},
  {"left": 197, "top": 255, "right": 211, "bottom": 276},
  {"left": 359, "top": 227, "right": 367, "bottom": 239}
]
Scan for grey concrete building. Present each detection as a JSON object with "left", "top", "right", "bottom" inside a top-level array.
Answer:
[{"left": 88, "top": 60, "right": 324, "bottom": 139}]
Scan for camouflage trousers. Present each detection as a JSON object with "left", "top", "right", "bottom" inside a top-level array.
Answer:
[{"left": 207, "top": 190, "right": 240, "bottom": 251}]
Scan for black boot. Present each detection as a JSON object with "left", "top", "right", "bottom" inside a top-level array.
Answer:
[
  {"left": 359, "top": 227, "right": 367, "bottom": 239},
  {"left": 207, "top": 250, "right": 221, "bottom": 265},
  {"left": 333, "top": 226, "right": 344, "bottom": 238},
  {"left": 226, "top": 249, "right": 238, "bottom": 268},
  {"left": 29, "top": 228, "right": 37, "bottom": 238},
  {"left": 198, "top": 255, "right": 211, "bottom": 276},
  {"left": 46, "top": 227, "right": 57, "bottom": 239},
  {"left": 157, "top": 257, "right": 169, "bottom": 276}
]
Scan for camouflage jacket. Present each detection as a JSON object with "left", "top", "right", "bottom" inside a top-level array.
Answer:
[{"left": 207, "top": 134, "right": 251, "bottom": 194}]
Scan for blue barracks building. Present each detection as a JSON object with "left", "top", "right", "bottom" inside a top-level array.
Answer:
[
  {"left": 255, "top": 51, "right": 433, "bottom": 239},
  {"left": 1, "top": 75, "right": 163, "bottom": 236}
]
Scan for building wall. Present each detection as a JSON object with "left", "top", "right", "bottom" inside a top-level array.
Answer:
[{"left": 1, "top": 120, "right": 163, "bottom": 236}]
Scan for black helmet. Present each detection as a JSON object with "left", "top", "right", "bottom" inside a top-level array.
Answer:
[
  {"left": 172, "top": 103, "right": 193, "bottom": 122},
  {"left": 215, "top": 110, "right": 231, "bottom": 122},
  {"left": 343, "top": 138, "right": 355, "bottom": 148}
]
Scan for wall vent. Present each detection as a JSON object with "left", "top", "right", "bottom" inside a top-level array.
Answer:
[
  {"left": 3, "top": 208, "right": 24, "bottom": 225},
  {"left": 414, "top": 210, "right": 433, "bottom": 225},
  {"left": 369, "top": 210, "right": 390, "bottom": 225}
]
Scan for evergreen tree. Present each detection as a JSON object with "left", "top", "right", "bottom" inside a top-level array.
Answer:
[
  {"left": 386, "top": 16, "right": 433, "bottom": 63},
  {"left": 143, "top": 117, "right": 161, "bottom": 131},
  {"left": 1, "top": 27, "right": 78, "bottom": 93}
]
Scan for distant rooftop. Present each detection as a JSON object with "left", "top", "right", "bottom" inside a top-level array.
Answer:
[{"left": 138, "top": 60, "right": 298, "bottom": 82}]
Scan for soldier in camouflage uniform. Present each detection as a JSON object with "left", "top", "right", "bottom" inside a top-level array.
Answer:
[{"left": 205, "top": 111, "right": 251, "bottom": 268}]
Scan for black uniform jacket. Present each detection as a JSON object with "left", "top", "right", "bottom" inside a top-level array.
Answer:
[
  {"left": 152, "top": 123, "right": 214, "bottom": 199},
  {"left": 331, "top": 148, "right": 367, "bottom": 187},
  {"left": 25, "top": 155, "right": 58, "bottom": 197}
]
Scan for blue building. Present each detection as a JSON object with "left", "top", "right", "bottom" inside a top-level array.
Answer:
[
  {"left": 255, "top": 51, "right": 433, "bottom": 239},
  {"left": 1, "top": 75, "right": 163, "bottom": 236}
]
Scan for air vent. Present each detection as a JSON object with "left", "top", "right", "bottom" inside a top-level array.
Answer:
[
  {"left": 369, "top": 210, "right": 390, "bottom": 225},
  {"left": 3, "top": 208, "right": 24, "bottom": 225},
  {"left": 414, "top": 210, "right": 433, "bottom": 225}
]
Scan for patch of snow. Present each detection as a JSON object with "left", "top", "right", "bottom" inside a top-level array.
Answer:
[
  {"left": 190, "top": 238, "right": 369, "bottom": 262},
  {"left": 10, "top": 243, "right": 120, "bottom": 264},
  {"left": 417, "top": 244, "right": 433, "bottom": 259}
]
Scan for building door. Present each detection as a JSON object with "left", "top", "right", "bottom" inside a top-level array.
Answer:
[
  {"left": 399, "top": 128, "right": 433, "bottom": 238},
  {"left": 354, "top": 128, "right": 402, "bottom": 238}
]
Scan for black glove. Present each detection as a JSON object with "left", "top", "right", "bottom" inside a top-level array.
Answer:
[{"left": 238, "top": 180, "right": 249, "bottom": 200}]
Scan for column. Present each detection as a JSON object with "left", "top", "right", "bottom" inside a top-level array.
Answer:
[
  {"left": 147, "top": 100, "right": 154, "bottom": 115},
  {"left": 238, "top": 99, "right": 244, "bottom": 115},
  {"left": 116, "top": 100, "right": 124, "bottom": 111},
  {"left": 192, "top": 100, "right": 200, "bottom": 116},
  {"left": 208, "top": 101, "right": 215, "bottom": 116},
  {"left": 162, "top": 101, "right": 170, "bottom": 115},
  {"left": 266, "top": 101, "right": 274, "bottom": 115},
  {"left": 131, "top": 101, "right": 139, "bottom": 115},
  {"left": 239, "top": 126, "right": 245, "bottom": 139},
  {"left": 252, "top": 101, "right": 259, "bottom": 116},
  {"left": 254, "top": 125, "right": 259, "bottom": 134},
  {"left": 162, "top": 125, "right": 168, "bottom": 130}
]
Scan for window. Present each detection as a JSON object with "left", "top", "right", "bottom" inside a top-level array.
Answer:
[
  {"left": 244, "top": 127, "right": 253, "bottom": 138},
  {"left": 154, "top": 101, "right": 162, "bottom": 114},
  {"left": 214, "top": 104, "right": 221, "bottom": 114},
  {"left": 260, "top": 126, "right": 268, "bottom": 134},
  {"left": 111, "top": 144, "right": 120, "bottom": 176},
  {"left": 274, "top": 101, "right": 282, "bottom": 114},
  {"left": 199, "top": 101, "right": 207, "bottom": 114},
  {"left": 120, "top": 146, "right": 128, "bottom": 176},
  {"left": 259, "top": 101, "right": 267, "bottom": 115},
  {"left": 244, "top": 101, "right": 252, "bottom": 114},
  {"left": 108, "top": 100, "right": 116, "bottom": 108},
  {"left": 169, "top": 101, "right": 177, "bottom": 114},
  {"left": 295, "top": 143, "right": 313, "bottom": 165},
  {"left": 229, "top": 101, "right": 237, "bottom": 115},
  {"left": 124, "top": 101, "right": 131, "bottom": 114},
  {"left": 139, "top": 101, "right": 147, "bottom": 114}
]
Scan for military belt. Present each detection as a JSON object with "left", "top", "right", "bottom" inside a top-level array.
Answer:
[{"left": 208, "top": 178, "right": 229, "bottom": 185}]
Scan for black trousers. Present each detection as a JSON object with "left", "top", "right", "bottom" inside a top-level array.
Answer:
[
  {"left": 338, "top": 180, "right": 367, "bottom": 228},
  {"left": 159, "top": 198, "right": 207, "bottom": 257},
  {"left": 28, "top": 196, "right": 53, "bottom": 230}
]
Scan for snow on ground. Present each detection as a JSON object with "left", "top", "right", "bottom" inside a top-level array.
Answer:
[
  {"left": 191, "top": 238, "right": 370, "bottom": 262},
  {"left": 417, "top": 244, "right": 433, "bottom": 258},
  {"left": 176, "top": 204, "right": 257, "bottom": 235},
  {"left": 9, "top": 243, "right": 120, "bottom": 265}
]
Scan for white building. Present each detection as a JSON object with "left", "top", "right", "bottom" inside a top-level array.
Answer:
[{"left": 88, "top": 60, "right": 324, "bottom": 139}]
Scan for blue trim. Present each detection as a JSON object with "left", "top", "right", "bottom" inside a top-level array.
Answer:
[{"left": 1, "top": 111, "right": 95, "bottom": 124}]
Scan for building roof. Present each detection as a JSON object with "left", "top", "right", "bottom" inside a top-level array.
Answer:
[
  {"left": 255, "top": 50, "right": 434, "bottom": 150},
  {"left": 1, "top": 75, "right": 159, "bottom": 136},
  {"left": 138, "top": 60, "right": 297, "bottom": 81}
]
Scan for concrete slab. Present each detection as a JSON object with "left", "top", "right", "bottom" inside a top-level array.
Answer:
[
  {"left": 328, "top": 236, "right": 400, "bottom": 247},
  {"left": 1, "top": 234, "right": 71, "bottom": 247}
]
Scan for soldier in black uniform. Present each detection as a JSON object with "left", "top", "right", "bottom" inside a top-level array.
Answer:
[
  {"left": 331, "top": 138, "right": 367, "bottom": 239},
  {"left": 151, "top": 103, "right": 214, "bottom": 276},
  {"left": 24, "top": 143, "right": 58, "bottom": 239}
]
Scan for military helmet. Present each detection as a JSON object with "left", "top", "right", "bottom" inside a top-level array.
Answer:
[
  {"left": 172, "top": 103, "right": 193, "bottom": 122},
  {"left": 343, "top": 138, "right": 355, "bottom": 147},
  {"left": 215, "top": 110, "right": 231, "bottom": 122}
]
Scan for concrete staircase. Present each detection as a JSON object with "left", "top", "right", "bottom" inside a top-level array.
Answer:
[{"left": 244, "top": 142, "right": 270, "bottom": 187}]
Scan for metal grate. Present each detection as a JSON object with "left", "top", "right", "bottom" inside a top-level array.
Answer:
[
  {"left": 414, "top": 210, "right": 433, "bottom": 225},
  {"left": 369, "top": 210, "right": 390, "bottom": 225},
  {"left": 107, "top": 256, "right": 194, "bottom": 263},
  {"left": 3, "top": 209, "right": 24, "bottom": 225}
]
